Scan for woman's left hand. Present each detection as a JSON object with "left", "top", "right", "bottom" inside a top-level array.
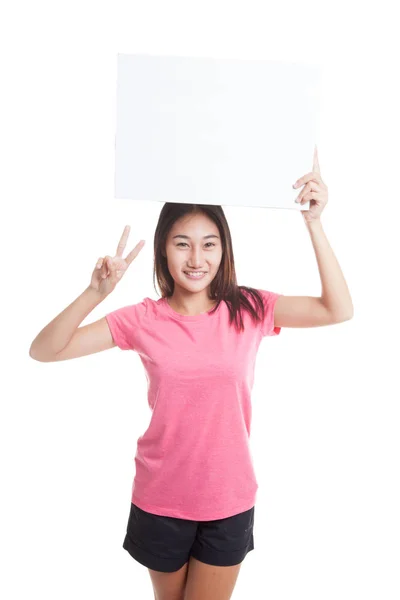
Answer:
[{"left": 293, "top": 145, "right": 328, "bottom": 223}]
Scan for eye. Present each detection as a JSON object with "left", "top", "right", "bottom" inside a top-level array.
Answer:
[{"left": 177, "top": 242, "right": 216, "bottom": 248}]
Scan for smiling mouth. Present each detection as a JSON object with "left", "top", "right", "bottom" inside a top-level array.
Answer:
[{"left": 183, "top": 271, "right": 208, "bottom": 278}]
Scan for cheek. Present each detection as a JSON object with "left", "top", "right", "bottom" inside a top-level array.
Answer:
[
  {"left": 214, "top": 253, "right": 223, "bottom": 267},
  {"left": 168, "top": 252, "right": 182, "bottom": 265}
]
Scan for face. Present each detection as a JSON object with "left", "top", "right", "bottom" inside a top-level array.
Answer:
[{"left": 165, "top": 213, "right": 223, "bottom": 295}]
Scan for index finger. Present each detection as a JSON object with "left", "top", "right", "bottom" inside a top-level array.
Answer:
[
  {"left": 116, "top": 225, "right": 131, "bottom": 257},
  {"left": 313, "top": 145, "right": 321, "bottom": 175}
]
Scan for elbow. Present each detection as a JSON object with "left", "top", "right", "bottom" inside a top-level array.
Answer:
[
  {"left": 333, "top": 310, "right": 354, "bottom": 323},
  {"left": 29, "top": 345, "right": 42, "bottom": 361},
  {"left": 29, "top": 344, "right": 52, "bottom": 362},
  {"left": 344, "top": 305, "right": 354, "bottom": 321}
]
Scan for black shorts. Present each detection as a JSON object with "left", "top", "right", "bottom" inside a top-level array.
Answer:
[{"left": 122, "top": 502, "right": 255, "bottom": 572}]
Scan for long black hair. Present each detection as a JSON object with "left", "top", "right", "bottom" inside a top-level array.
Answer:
[{"left": 153, "top": 203, "right": 268, "bottom": 334}]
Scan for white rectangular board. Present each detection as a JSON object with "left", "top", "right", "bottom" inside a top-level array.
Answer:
[{"left": 115, "top": 53, "right": 322, "bottom": 210}]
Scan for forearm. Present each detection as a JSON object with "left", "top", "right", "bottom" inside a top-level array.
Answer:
[
  {"left": 29, "top": 286, "right": 107, "bottom": 359},
  {"left": 306, "top": 219, "right": 354, "bottom": 319}
]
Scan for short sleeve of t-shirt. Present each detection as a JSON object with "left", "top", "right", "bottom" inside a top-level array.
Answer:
[
  {"left": 257, "top": 289, "right": 283, "bottom": 337},
  {"left": 105, "top": 298, "right": 148, "bottom": 350}
]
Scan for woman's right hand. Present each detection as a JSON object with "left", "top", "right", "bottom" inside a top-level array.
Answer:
[{"left": 89, "top": 225, "right": 145, "bottom": 296}]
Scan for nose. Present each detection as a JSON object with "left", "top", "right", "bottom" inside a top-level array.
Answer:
[{"left": 187, "top": 247, "right": 207, "bottom": 269}]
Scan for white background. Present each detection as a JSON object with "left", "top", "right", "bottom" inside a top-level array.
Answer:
[{"left": 2, "top": 1, "right": 400, "bottom": 599}]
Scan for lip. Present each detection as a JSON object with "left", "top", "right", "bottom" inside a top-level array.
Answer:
[{"left": 183, "top": 271, "right": 208, "bottom": 279}]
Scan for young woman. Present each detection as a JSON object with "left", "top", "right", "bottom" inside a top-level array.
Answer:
[{"left": 30, "top": 148, "right": 353, "bottom": 600}]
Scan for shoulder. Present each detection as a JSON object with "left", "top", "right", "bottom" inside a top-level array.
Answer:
[{"left": 106, "top": 297, "right": 149, "bottom": 323}]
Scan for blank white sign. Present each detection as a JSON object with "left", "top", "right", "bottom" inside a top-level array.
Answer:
[{"left": 115, "top": 53, "right": 322, "bottom": 209}]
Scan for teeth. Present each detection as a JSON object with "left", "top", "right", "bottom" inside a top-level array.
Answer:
[{"left": 184, "top": 272, "right": 206, "bottom": 277}]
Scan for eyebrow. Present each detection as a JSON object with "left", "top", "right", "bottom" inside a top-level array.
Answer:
[{"left": 172, "top": 234, "right": 220, "bottom": 240}]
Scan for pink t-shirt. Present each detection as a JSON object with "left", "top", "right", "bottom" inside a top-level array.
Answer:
[{"left": 105, "top": 289, "right": 282, "bottom": 521}]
